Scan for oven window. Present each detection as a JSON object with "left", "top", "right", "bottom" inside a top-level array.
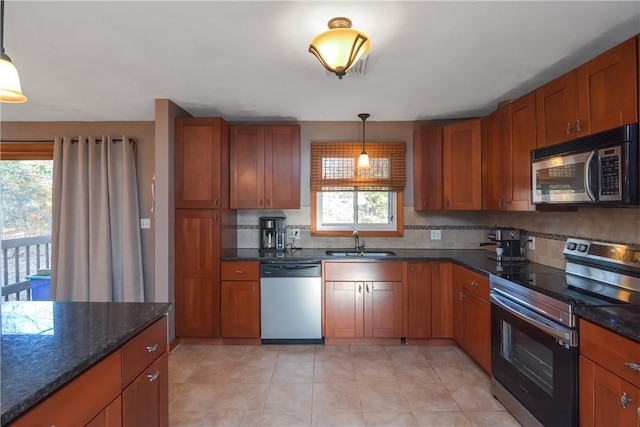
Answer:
[{"left": 500, "top": 321, "right": 554, "bottom": 396}]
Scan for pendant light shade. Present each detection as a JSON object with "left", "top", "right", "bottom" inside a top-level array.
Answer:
[
  {"left": 0, "top": 0, "right": 26, "bottom": 103},
  {"left": 357, "top": 113, "right": 370, "bottom": 169},
  {"left": 309, "top": 17, "right": 370, "bottom": 80}
]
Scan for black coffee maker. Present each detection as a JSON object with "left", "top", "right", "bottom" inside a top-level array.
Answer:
[
  {"left": 485, "top": 228, "right": 529, "bottom": 262},
  {"left": 259, "top": 216, "right": 286, "bottom": 252}
]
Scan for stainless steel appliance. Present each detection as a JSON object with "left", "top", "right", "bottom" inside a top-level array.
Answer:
[
  {"left": 485, "top": 228, "right": 529, "bottom": 263},
  {"left": 531, "top": 123, "right": 639, "bottom": 206},
  {"left": 259, "top": 216, "right": 286, "bottom": 252},
  {"left": 260, "top": 261, "right": 322, "bottom": 344},
  {"left": 490, "top": 238, "right": 640, "bottom": 427}
]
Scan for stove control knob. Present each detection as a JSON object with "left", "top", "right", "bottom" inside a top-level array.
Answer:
[
  {"left": 578, "top": 244, "right": 588, "bottom": 252},
  {"left": 566, "top": 242, "right": 577, "bottom": 251}
]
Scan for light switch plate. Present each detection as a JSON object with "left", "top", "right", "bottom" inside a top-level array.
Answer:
[
  {"left": 292, "top": 229, "right": 301, "bottom": 240},
  {"left": 431, "top": 230, "right": 442, "bottom": 240},
  {"left": 140, "top": 218, "right": 151, "bottom": 229},
  {"left": 529, "top": 237, "right": 535, "bottom": 250}
]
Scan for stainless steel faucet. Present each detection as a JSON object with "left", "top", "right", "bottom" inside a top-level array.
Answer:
[{"left": 353, "top": 230, "right": 365, "bottom": 251}]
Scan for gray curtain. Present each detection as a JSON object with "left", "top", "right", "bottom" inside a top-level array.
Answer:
[{"left": 50, "top": 136, "right": 144, "bottom": 302}]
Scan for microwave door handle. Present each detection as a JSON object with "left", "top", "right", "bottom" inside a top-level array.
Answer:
[{"left": 585, "top": 150, "right": 597, "bottom": 202}]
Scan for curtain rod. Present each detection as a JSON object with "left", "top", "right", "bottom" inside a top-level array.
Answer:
[{"left": 0, "top": 137, "right": 136, "bottom": 143}]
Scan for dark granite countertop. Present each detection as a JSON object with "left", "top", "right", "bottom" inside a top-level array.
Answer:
[
  {"left": 575, "top": 305, "right": 640, "bottom": 344},
  {"left": 0, "top": 301, "right": 172, "bottom": 425}
]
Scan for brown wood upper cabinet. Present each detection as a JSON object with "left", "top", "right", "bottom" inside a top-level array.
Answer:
[
  {"left": 536, "top": 37, "right": 638, "bottom": 148},
  {"left": 443, "top": 119, "right": 482, "bottom": 210},
  {"left": 175, "top": 117, "right": 230, "bottom": 209},
  {"left": 482, "top": 92, "right": 536, "bottom": 211},
  {"left": 413, "top": 126, "right": 443, "bottom": 210},
  {"left": 230, "top": 125, "right": 300, "bottom": 209}
]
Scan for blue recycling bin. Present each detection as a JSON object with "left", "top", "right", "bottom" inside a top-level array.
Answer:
[{"left": 26, "top": 274, "right": 51, "bottom": 301}]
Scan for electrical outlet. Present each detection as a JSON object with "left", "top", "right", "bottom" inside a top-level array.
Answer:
[
  {"left": 292, "top": 229, "right": 301, "bottom": 240},
  {"left": 431, "top": 230, "right": 442, "bottom": 240},
  {"left": 529, "top": 237, "right": 536, "bottom": 250},
  {"left": 140, "top": 218, "right": 151, "bottom": 229}
]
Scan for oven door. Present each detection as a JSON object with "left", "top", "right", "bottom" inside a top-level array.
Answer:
[
  {"left": 532, "top": 150, "right": 597, "bottom": 204},
  {"left": 490, "top": 293, "right": 578, "bottom": 427}
]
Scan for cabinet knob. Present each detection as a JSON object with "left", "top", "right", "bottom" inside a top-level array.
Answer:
[
  {"left": 459, "top": 292, "right": 465, "bottom": 300},
  {"left": 366, "top": 283, "right": 370, "bottom": 293},
  {"left": 146, "top": 344, "right": 159, "bottom": 353},
  {"left": 266, "top": 199, "right": 271, "bottom": 207},
  {"left": 566, "top": 122, "right": 573, "bottom": 135},
  {"left": 358, "top": 284, "right": 362, "bottom": 294},
  {"left": 423, "top": 200, "right": 427, "bottom": 208},
  {"left": 147, "top": 371, "right": 160, "bottom": 382},
  {"left": 470, "top": 280, "right": 478, "bottom": 287},
  {"left": 259, "top": 199, "right": 264, "bottom": 207},
  {"left": 434, "top": 266, "right": 439, "bottom": 273},
  {"left": 213, "top": 197, "right": 219, "bottom": 207},
  {"left": 621, "top": 392, "right": 633, "bottom": 408},
  {"left": 576, "top": 119, "right": 583, "bottom": 133},
  {"left": 253, "top": 285, "right": 256, "bottom": 293},
  {"left": 410, "top": 266, "right": 414, "bottom": 274}
]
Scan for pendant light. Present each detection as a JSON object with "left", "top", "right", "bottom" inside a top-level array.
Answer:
[
  {"left": 0, "top": 0, "right": 26, "bottom": 103},
  {"left": 309, "top": 17, "right": 370, "bottom": 80},
  {"left": 357, "top": 113, "right": 370, "bottom": 169}
]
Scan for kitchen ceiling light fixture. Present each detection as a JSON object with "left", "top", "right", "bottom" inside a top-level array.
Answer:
[
  {"left": 357, "top": 113, "right": 370, "bottom": 169},
  {"left": 0, "top": 0, "right": 25, "bottom": 103},
  {"left": 309, "top": 17, "right": 370, "bottom": 80}
]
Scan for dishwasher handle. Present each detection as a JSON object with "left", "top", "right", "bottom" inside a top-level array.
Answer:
[{"left": 260, "top": 262, "right": 321, "bottom": 278}]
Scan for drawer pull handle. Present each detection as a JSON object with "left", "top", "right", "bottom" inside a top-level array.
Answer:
[
  {"left": 625, "top": 362, "right": 640, "bottom": 371},
  {"left": 460, "top": 292, "right": 465, "bottom": 300},
  {"left": 471, "top": 280, "right": 478, "bottom": 287},
  {"left": 235, "top": 270, "right": 244, "bottom": 274},
  {"left": 621, "top": 392, "right": 632, "bottom": 408},
  {"left": 147, "top": 371, "right": 159, "bottom": 382},
  {"left": 146, "top": 344, "right": 159, "bottom": 353}
]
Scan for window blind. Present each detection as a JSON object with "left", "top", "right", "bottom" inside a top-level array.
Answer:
[{"left": 310, "top": 141, "right": 406, "bottom": 191}]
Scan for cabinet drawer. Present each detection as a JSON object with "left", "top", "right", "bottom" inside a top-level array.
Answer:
[
  {"left": 580, "top": 319, "right": 640, "bottom": 388},
  {"left": 10, "top": 350, "right": 122, "bottom": 427},
  {"left": 221, "top": 261, "right": 259, "bottom": 280},
  {"left": 122, "top": 316, "right": 167, "bottom": 387},
  {"left": 324, "top": 262, "right": 403, "bottom": 282},
  {"left": 453, "top": 264, "right": 489, "bottom": 300}
]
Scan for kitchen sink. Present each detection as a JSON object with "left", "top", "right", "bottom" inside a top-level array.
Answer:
[{"left": 325, "top": 250, "right": 397, "bottom": 257}]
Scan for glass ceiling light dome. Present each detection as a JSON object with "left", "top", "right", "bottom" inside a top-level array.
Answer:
[
  {"left": 309, "top": 17, "right": 370, "bottom": 80},
  {"left": 0, "top": 0, "right": 26, "bottom": 103}
]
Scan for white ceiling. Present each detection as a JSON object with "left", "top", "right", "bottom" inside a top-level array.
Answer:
[{"left": 1, "top": 1, "right": 639, "bottom": 122}]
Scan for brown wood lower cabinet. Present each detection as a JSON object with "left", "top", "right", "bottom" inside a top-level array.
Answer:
[
  {"left": 220, "top": 261, "right": 260, "bottom": 338},
  {"left": 324, "top": 262, "right": 404, "bottom": 339},
  {"left": 580, "top": 319, "right": 640, "bottom": 426},
  {"left": 407, "top": 261, "right": 453, "bottom": 339},
  {"left": 452, "top": 264, "right": 491, "bottom": 374},
  {"left": 10, "top": 317, "right": 168, "bottom": 427}
]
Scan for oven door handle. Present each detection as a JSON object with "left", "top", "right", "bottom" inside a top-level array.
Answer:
[{"left": 491, "top": 292, "right": 577, "bottom": 347}]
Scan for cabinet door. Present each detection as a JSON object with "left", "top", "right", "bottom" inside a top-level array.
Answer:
[
  {"left": 123, "top": 352, "right": 169, "bottom": 427},
  {"left": 443, "top": 119, "right": 482, "bottom": 210},
  {"left": 580, "top": 356, "right": 640, "bottom": 427},
  {"left": 86, "top": 396, "right": 122, "bottom": 427},
  {"left": 413, "top": 127, "right": 443, "bottom": 210},
  {"left": 431, "top": 262, "right": 453, "bottom": 338},
  {"left": 508, "top": 92, "right": 536, "bottom": 211},
  {"left": 365, "top": 281, "right": 403, "bottom": 338},
  {"left": 577, "top": 37, "right": 638, "bottom": 136},
  {"left": 324, "top": 281, "right": 363, "bottom": 338},
  {"left": 230, "top": 125, "right": 265, "bottom": 209},
  {"left": 407, "top": 262, "right": 432, "bottom": 338},
  {"left": 175, "top": 117, "right": 227, "bottom": 209},
  {"left": 535, "top": 71, "right": 577, "bottom": 147},
  {"left": 264, "top": 125, "right": 300, "bottom": 209},
  {"left": 175, "top": 210, "right": 221, "bottom": 338},
  {"left": 482, "top": 108, "right": 509, "bottom": 210},
  {"left": 463, "top": 291, "right": 491, "bottom": 374},
  {"left": 221, "top": 281, "right": 260, "bottom": 338}
]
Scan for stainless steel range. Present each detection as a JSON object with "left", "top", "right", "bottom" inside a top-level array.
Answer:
[{"left": 489, "top": 238, "right": 640, "bottom": 427}]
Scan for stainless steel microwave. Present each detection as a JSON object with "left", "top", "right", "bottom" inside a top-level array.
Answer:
[{"left": 531, "top": 123, "right": 639, "bottom": 206}]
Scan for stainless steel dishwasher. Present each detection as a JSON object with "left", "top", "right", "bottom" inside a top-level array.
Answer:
[{"left": 260, "top": 261, "right": 322, "bottom": 344}]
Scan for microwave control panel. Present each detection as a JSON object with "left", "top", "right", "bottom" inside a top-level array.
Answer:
[{"left": 599, "top": 146, "right": 622, "bottom": 199}]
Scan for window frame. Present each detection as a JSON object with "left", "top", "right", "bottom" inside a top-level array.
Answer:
[{"left": 311, "top": 191, "right": 404, "bottom": 237}]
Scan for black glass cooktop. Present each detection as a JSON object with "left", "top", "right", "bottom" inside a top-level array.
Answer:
[{"left": 494, "top": 271, "right": 640, "bottom": 307}]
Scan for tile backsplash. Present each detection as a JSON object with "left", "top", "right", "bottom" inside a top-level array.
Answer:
[{"left": 236, "top": 206, "right": 640, "bottom": 270}]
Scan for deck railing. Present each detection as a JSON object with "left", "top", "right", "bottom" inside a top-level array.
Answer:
[{"left": 1, "top": 235, "right": 51, "bottom": 301}]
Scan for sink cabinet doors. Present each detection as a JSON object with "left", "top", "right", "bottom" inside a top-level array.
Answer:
[{"left": 324, "top": 262, "right": 404, "bottom": 339}]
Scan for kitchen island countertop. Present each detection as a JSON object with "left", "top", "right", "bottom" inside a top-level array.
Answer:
[{"left": 0, "top": 301, "right": 172, "bottom": 425}]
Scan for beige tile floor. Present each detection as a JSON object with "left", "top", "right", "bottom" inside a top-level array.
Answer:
[{"left": 169, "top": 344, "right": 521, "bottom": 427}]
